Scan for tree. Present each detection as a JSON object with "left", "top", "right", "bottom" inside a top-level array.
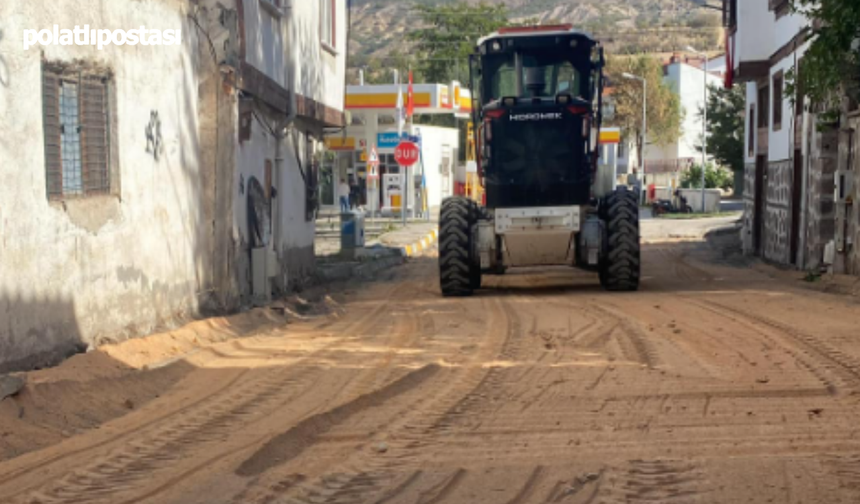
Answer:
[
  {"left": 681, "top": 162, "right": 733, "bottom": 190},
  {"left": 788, "top": 0, "right": 860, "bottom": 112},
  {"left": 605, "top": 55, "right": 684, "bottom": 166},
  {"left": 697, "top": 83, "right": 745, "bottom": 173},
  {"left": 407, "top": 2, "right": 510, "bottom": 85}
]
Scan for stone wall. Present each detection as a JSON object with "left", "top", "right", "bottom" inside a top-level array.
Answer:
[
  {"left": 763, "top": 159, "right": 793, "bottom": 265},
  {"left": 742, "top": 162, "right": 757, "bottom": 255},
  {"left": 846, "top": 117, "right": 860, "bottom": 274},
  {"left": 805, "top": 127, "right": 838, "bottom": 270}
]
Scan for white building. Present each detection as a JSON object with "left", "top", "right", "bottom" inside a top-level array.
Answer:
[
  {"left": 0, "top": 0, "right": 347, "bottom": 372},
  {"left": 725, "top": 0, "right": 825, "bottom": 268},
  {"left": 645, "top": 57, "right": 725, "bottom": 176},
  {"left": 196, "top": 0, "right": 348, "bottom": 297}
]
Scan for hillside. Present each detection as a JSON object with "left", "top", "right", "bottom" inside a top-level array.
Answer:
[{"left": 349, "top": 0, "right": 724, "bottom": 66}]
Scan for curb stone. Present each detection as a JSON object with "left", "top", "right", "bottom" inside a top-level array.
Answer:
[
  {"left": 315, "top": 255, "right": 406, "bottom": 284},
  {"left": 399, "top": 228, "right": 439, "bottom": 257}
]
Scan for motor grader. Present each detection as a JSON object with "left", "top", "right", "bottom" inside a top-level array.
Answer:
[{"left": 438, "top": 25, "right": 640, "bottom": 296}]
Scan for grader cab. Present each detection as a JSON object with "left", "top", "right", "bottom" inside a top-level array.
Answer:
[{"left": 438, "top": 25, "right": 640, "bottom": 296}]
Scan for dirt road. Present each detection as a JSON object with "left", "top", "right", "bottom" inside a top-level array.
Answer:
[{"left": 4, "top": 239, "right": 860, "bottom": 503}]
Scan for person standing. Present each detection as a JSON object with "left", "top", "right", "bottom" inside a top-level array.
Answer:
[
  {"left": 339, "top": 178, "right": 350, "bottom": 213},
  {"left": 348, "top": 176, "right": 359, "bottom": 209}
]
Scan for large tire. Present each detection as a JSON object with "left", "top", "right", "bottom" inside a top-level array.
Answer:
[
  {"left": 439, "top": 197, "right": 476, "bottom": 297},
  {"left": 600, "top": 187, "right": 641, "bottom": 292}
]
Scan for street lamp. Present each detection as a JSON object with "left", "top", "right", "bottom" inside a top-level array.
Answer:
[
  {"left": 622, "top": 72, "right": 647, "bottom": 202},
  {"left": 687, "top": 46, "right": 709, "bottom": 213}
]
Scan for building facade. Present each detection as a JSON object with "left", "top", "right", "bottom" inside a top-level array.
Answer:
[
  {"left": 197, "top": 0, "right": 348, "bottom": 301},
  {"left": 0, "top": 0, "right": 347, "bottom": 372},
  {"left": 646, "top": 57, "right": 725, "bottom": 169},
  {"left": 725, "top": 0, "right": 829, "bottom": 268}
]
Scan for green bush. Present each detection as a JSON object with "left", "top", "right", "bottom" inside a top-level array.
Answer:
[{"left": 681, "top": 163, "right": 733, "bottom": 191}]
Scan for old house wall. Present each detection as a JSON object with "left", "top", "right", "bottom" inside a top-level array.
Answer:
[
  {"left": 741, "top": 81, "right": 759, "bottom": 255},
  {"left": 849, "top": 116, "right": 860, "bottom": 273},
  {"left": 195, "top": 0, "right": 347, "bottom": 299},
  {"left": 804, "top": 124, "right": 838, "bottom": 270},
  {"left": 0, "top": 0, "right": 211, "bottom": 372}
]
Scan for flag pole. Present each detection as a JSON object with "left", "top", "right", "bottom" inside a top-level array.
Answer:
[{"left": 397, "top": 71, "right": 406, "bottom": 225}]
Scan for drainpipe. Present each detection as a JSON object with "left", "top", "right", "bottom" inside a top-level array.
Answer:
[{"left": 272, "top": 56, "right": 299, "bottom": 290}]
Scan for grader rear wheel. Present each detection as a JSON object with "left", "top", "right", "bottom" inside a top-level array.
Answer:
[{"left": 439, "top": 197, "right": 477, "bottom": 297}]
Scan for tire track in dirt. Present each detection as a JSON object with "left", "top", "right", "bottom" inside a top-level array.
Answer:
[
  {"left": 690, "top": 299, "right": 852, "bottom": 393},
  {"left": 502, "top": 465, "right": 546, "bottom": 504},
  {"left": 587, "top": 303, "right": 658, "bottom": 368},
  {"left": 10, "top": 368, "right": 333, "bottom": 504},
  {"left": 0, "top": 283, "right": 408, "bottom": 503},
  {"left": 235, "top": 364, "right": 441, "bottom": 477},
  {"left": 369, "top": 470, "right": 423, "bottom": 504},
  {"left": 426, "top": 296, "right": 524, "bottom": 434},
  {"left": 118, "top": 364, "right": 441, "bottom": 504},
  {"left": 414, "top": 469, "right": 467, "bottom": 504},
  {"left": 533, "top": 294, "right": 655, "bottom": 368},
  {"left": 223, "top": 294, "right": 514, "bottom": 504},
  {"left": 600, "top": 459, "right": 710, "bottom": 503}
]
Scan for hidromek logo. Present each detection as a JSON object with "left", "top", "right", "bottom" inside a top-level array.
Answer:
[
  {"left": 24, "top": 25, "right": 182, "bottom": 51},
  {"left": 509, "top": 113, "right": 563, "bottom": 122}
]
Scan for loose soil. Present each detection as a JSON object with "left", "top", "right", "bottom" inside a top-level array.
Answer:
[{"left": 3, "top": 238, "right": 860, "bottom": 503}]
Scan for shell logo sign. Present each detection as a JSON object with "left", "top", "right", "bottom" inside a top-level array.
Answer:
[
  {"left": 598, "top": 129, "right": 621, "bottom": 145},
  {"left": 325, "top": 137, "right": 356, "bottom": 151},
  {"left": 452, "top": 82, "right": 461, "bottom": 108}
]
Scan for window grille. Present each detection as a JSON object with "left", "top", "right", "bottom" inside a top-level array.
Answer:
[{"left": 43, "top": 66, "right": 111, "bottom": 200}]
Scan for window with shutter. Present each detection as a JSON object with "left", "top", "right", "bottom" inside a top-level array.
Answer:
[
  {"left": 773, "top": 72, "right": 783, "bottom": 132},
  {"left": 42, "top": 65, "right": 112, "bottom": 200},
  {"left": 320, "top": 0, "right": 336, "bottom": 51}
]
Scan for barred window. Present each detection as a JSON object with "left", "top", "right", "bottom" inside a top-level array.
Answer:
[{"left": 43, "top": 65, "right": 111, "bottom": 200}]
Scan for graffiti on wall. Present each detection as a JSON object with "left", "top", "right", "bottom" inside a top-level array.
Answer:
[{"left": 145, "top": 110, "right": 164, "bottom": 161}]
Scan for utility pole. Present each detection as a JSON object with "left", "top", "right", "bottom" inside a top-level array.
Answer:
[{"left": 687, "top": 46, "right": 709, "bottom": 213}]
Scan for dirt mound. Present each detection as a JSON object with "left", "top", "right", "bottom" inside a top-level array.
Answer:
[{"left": 0, "top": 295, "right": 341, "bottom": 462}]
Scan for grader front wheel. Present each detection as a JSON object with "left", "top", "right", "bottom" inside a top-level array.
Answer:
[
  {"left": 600, "top": 187, "right": 641, "bottom": 292},
  {"left": 439, "top": 197, "right": 477, "bottom": 297}
]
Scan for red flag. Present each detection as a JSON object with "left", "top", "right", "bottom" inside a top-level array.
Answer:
[
  {"left": 407, "top": 70, "right": 415, "bottom": 118},
  {"left": 724, "top": 31, "right": 734, "bottom": 89}
]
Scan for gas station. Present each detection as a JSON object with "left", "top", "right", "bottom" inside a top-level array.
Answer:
[
  {"left": 323, "top": 80, "right": 625, "bottom": 217},
  {"left": 323, "top": 80, "right": 472, "bottom": 217}
]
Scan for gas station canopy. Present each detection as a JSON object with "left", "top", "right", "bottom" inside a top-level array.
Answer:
[{"left": 345, "top": 82, "right": 473, "bottom": 116}]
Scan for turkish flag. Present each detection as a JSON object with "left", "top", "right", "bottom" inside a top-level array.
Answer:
[
  {"left": 407, "top": 70, "right": 415, "bottom": 118},
  {"left": 725, "top": 31, "right": 734, "bottom": 89}
]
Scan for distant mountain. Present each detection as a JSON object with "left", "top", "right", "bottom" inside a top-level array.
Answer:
[{"left": 349, "top": 0, "right": 724, "bottom": 64}]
